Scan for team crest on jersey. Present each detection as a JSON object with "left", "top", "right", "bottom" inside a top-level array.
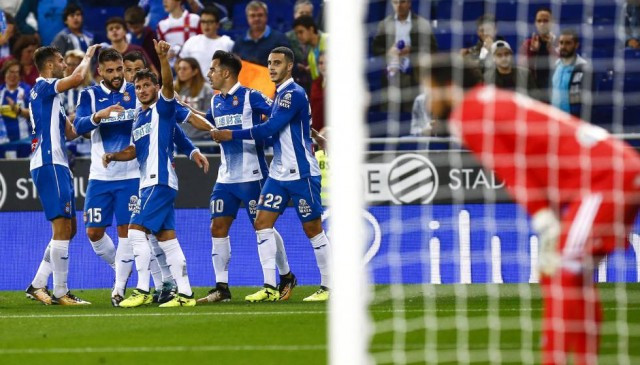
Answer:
[
  {"left": 232, "top": 95, "right": 239, "bottom": 106},
  {"left": 298, "top": 199, "right": 311, "bottom": 218},
  {"left": 64, "top": 201, "right": 71, "bottom": 214},
  {"left": 123, "top": 92, "right": 131, "bottom": 102},
  {"left": 279, "top": 93, "right": 292, "bottom": 109},
  {"left": 128, "top": 195, "right": 139, "bottom": 212},
  {"left": 249, "top": 200, "right": 258, "bottom": 215}
]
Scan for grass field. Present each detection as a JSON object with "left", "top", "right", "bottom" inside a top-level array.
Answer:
[{"left": 1, "top": 284, "right": 638, "bottom": 365}]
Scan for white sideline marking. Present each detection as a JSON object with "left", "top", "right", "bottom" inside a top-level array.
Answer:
[
  {"left": 0, "top": 307, "right": 637, "bottom": 319},
  {"left": 0, "top": 345, "right": 326, "bottom": 355}
]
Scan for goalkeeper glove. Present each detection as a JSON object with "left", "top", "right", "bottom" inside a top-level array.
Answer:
[{"left": 532, "top": 208, "right": 561, "bottom": 276}]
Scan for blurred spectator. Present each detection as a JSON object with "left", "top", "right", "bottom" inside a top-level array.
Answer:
[
  {"left": 156, "top": 0, "right": 201, "bottom": 67},
  {"left": 519, "top": 7, "right": 556, "bottom": 102},
  {"left": 0, "top": 13, "right": 18, "bottom": 59},
  {"left": 0, "top": 60, "right": 31, "bottom": 147},
  {"left": 10, "top": 35, "right": 39, "bottom": 86},
  {"left": 61, "top": 49, "right": 93, "bottom": 116},
  {"left": 123, "top": 50, "right": 148, "bottom": 82},
  {"left": 125, "top": 6, "right": 161, "bottom": 72},
  {"left": 409, "top": 93, "right": 432, "bottom": 136},
  {"left": 15, "top": 0, "right": 75, "bottom": 46},
  {"left": 104, "top": 17, "right": 155, "bottom": 75},
  {"left": 51, "top": 3, "right": 94, "bottom": 56},
  {"left": 287, "top": 1, "right": 313, "bottom": 61},
  {"left": 232, "top": 1, "right": 289, "bottom": 67},
  {"left": 174, "top": 57, "right": 214, "bottom": 139},
  {"left": 626, "top": 0, "right": 640, "bottom": 48},
  {"left": 310, "top": 52, "right": 325, "bottom": 133},
  {"left": 293, "top": 15, "right": 327, "bottom": 82},
  {"left": 180, "top": 6, "right": 234, "bottom": 78},
  {"left": 371, "top": 0, "right": 437, "bottom": 113},
  {"left": 139, "top": 0, "right": 203, "bottom": 31},
  {"left": 485, "top": 40, "right": 539, "bottom": 100},
  {"left": 551, "top": 29, "right": 590, "bottom": 119},
  {"left": 461, "top": 14, "right": 500, "bottom": 65}
]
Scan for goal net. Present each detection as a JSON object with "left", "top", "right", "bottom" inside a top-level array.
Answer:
[{"left": 328, "top": 0, "right": 640, "bottom": 364}]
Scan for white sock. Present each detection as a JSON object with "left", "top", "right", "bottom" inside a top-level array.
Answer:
[
  {"left": 113, "top": 237, "right": 133, "bottom": 297},
  {"left": 149, "top": 234, "right": 174, "bottom": 284},
  {"left": 160, "top": 238, "right": 192, "bottom": 296},
  {"left": 50, "top": 239, "right": 70, "bottom": 298},
  {"left": 128, "top": 229, "right": 151, "bottom": 293},
  {"left": 212, "top": 236, "right": 231, "bottom": 284},
  {"left": 149, "top": 249, "right": 163, "bottom": 291},
  {"left": 274, "top": 229, "right": 290, "bottom": 275},
  {"left": 256, "top": 228, "right": 277, "bottom": 288},
  {"left": 310, "top": 231, "right": 331, "bottom": 288},
  {"left": 31, "top": 243, "right": 52, "bottom": 288},
  {"left": 90, "top": 234, "right": 116, "bottom": 269}
]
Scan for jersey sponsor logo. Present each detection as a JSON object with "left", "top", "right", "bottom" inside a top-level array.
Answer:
[
  {"left": 279, "top": 92, "right": 292, "bottom": 109},
  {"left": 254, "top": 90, "right": 273, "bottom": 106},
  {"left": 0, "top": 171, "right": 6, "bottom": 209},
  {"left": 128, "top": 195, "right": 139, "bottom": 212},
  {"left": 100, "top": 109, "right": 136, "bottom": 124},
  {"left": 132, "top": 123, "right": 152, "bottom": 141},
  {"left": 214, "top": 114, "right": 243, "bottom": 128},
  {"left": 298, "top": 199, "right": 312, "bottom": 218},
  {"left": 387, "top": 154, "right": 439, "bottom": 205},
  {"left": 30, "top": 89, "right": 37, "bottom": 100}
]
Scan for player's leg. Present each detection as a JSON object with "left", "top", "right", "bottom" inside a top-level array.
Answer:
[
  {"left": 26, "top": 242, "right": 53, "bottom": 304},
  {"left": 84, "top": 180, "right": 117, "bottom": 269},
  {"left": 111, "top": 180, "right": 141, "bottom": 305},
  {"left": 245, "top": 178, "right": 288, "bottom": 302},
  {"left": 198, "top": 183, "right": 238, "bottom": 303},
  {"left": 287, "top": 176, "right": 330, "bottom": 302},
  {"left": 148, "top": 233, "right": 177, "bottom": 304}
]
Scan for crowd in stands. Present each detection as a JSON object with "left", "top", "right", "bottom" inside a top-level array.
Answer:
[
  {"left": 2, "top": 0, "right": 640, "bottom": 156},
  {"left": 0, "top": 0, "right": 327, "bottom": 158}
]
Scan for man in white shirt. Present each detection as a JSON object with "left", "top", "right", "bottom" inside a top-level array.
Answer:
[
  {"left": 180, "top": 7, "right": 234, "bottom": 78},
  {"left": 156, "top": 0, "right": 201, "bottom": 65}
]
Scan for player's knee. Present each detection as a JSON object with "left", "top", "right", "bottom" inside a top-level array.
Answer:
[
  {"left": 302, "top": 219, "right": 323, "bottom": 238},
  {"left": 210, "top": 219, "right": 230, "bottom": 238},
  {"left": 86, "top": 228, "right": 104, "bottom": 242},
  {"left": 253, "top": 217, "right": 270, "bottom": 231}
]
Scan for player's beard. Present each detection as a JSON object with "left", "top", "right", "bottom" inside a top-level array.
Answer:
[
  {"left": 52, "top": 68, "right": 65, "bottom": 79},
  {"left": 104, "top": 76, "right": 123, "bottom": 91}
]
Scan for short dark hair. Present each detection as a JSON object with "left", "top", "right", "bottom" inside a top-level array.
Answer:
[
  {"left": 33, "top": 46, "right": 62, "bottom": 73},
  {"left": 270, "top": 46, "right": 295, "bottom": 64},
  {"left": 292, "top": 15, "right": 317, "bottom": 33},
  {"left": 212, "top": 50, "right": 242, "bottom": 76},
  {"left": 105, "top": 17, "right": 127, "bottom": 30},
  {"left": 133, "top": 69, "right": 158, "bottom": 85},
  {"left": 63, "top": 3, "right": 82, "bottom": 23},
  {"left": 200, "top": 6, "right": 221, "bottom": 22},
  {"left": 560, "top": 28, "right": 579, "bottom": 43},
  {"left": 123, "top": 51, "right": 148, "bottom": 67},
  {"left": 98, "top": 48, "right": 123, "bottom": 64},
  {"left": 535, "top": 7, "right": 552, "bottom": 18},
  {"left": 421, "top": 53, "right": 482, "bottom": 91},
  {"left": 124, "top": 6, "right": 146, "bottom": 25}
]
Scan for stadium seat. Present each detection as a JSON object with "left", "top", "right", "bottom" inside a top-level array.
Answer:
[
  {"left": 495, "top": 1, "right": 519, "bottom": 22},
  {"left": 436, "top": 0, "right": 485, "bottom": 22},
  {"left": 592, "top": 3, "right": 619, "bottom": 25},
  {"left": 558, "top": 1, "right": 585, "bottom": 25}
]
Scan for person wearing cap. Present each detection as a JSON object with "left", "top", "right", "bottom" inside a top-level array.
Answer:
[{"left": 484, "top": 40, "right": 540, "bottom": 100}]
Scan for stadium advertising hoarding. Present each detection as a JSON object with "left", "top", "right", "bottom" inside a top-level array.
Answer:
[{"left": 0, "top": 153, "right": 638, "bottom": 290}]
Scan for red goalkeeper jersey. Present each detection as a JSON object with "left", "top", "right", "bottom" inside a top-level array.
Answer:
[{"left": 449, "top": 85, "right": 640, "bottom": 217}]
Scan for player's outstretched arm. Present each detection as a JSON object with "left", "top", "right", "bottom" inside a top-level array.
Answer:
[
  {"left": 187, "top": 113, "right": 215, "bottom": 131},
  {"left": 102, "top": 145, "right": 136, "bottom": 167},
  {"left": 154, "top": 39, "right": 174, "bottom": 100},
  {"left": 175, "top": 92, "right": 207, "bottom": 118},
  {"left": 56, "top": 44, "right": 100, "bottom": 93},
  {"left": 76, "top": 102, "right": 125, "bottom": 135}
]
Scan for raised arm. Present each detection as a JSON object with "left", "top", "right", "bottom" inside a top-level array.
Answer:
[
  {"left": 56, "top": 44, "right": 101, "bottom": 93},
  {"left": 153, "top": 39, "right": 174, "bottom": 99}
]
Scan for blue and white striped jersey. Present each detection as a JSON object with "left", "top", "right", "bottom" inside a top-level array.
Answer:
[
  {"left": 206, "top": 82, "right": 271, "bottom": 183},
  {"left": 132, "top": 93, "right": 182, "bottom": 190},
  {"left": 232, "top": 78, "right": 320, "bottom": 181},
  {"left": 29, "top": 78, "right": 68, "bottom": 171},
  {"left": 75, "top": 82, "right": 139, "bottom": 181}
]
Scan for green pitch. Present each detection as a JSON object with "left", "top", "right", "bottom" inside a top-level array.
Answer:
[{"left": 1, "top": 284, "right": 638, "bottom": 365}]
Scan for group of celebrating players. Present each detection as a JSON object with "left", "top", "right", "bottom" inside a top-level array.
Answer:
[{"left": 24, "top": 39, "right": 330, "bottom": 308}]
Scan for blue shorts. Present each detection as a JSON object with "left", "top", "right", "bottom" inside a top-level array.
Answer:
[
  {"left": 258, "top": 176, "right": 323, "bottom": 223},
  {"left": 210, "top": 180, "right": 263, "bottom": 221},
  {"left": 84, "top": 178, "right": 140, "bottom": 228},
  {"left": 129, "top": 185, "right": 177, "bottom": 234},
  {"left": 31, "top": 164, "right": 75, "bottom": 221}
]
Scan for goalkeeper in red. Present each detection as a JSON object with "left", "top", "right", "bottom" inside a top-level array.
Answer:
[{"left": 424, "top": 55, "right": 640, "bottom": 365}]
